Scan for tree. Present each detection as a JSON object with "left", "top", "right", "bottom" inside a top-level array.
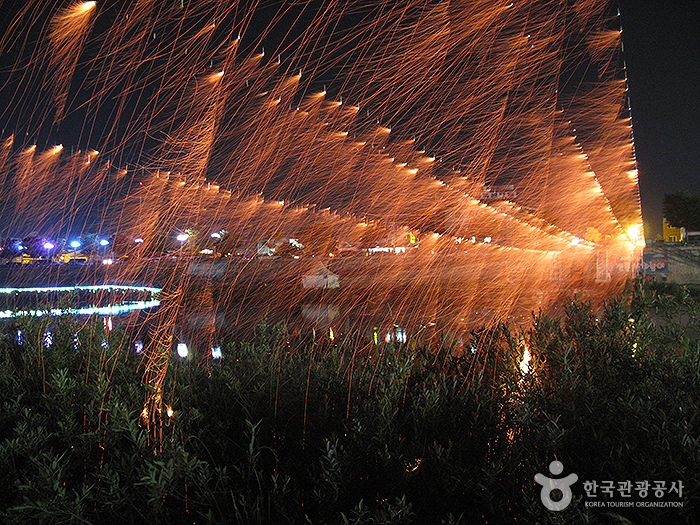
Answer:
[
  {"left": 141, "top": 231, "right": 177, "bottom": 257},
  {"left": 662, "top": 192, "right": 700, "bottom": 231},
  {"left": 359, "top": 222, "right": 388, "bottom": 247},
  {"left": 215, "top": 231, "right": 241, "bottom": 256},
  {"left": 110, "top": 233, "right": 134, "bottom": 259},
  {"left": 297, "top": 220, "right": 339, "bottom": 256},
  {"left": 276, "top": 240, "right": 303, "bottom": 257},
  {"left": 21, "top": 236, "right": 57, "bottom": 259},
  {"left": 0, "top": 238, "right": 23, "bottom": 261},
  {"left": 79, "top": 233, "right": 100, "bottom": 256}
]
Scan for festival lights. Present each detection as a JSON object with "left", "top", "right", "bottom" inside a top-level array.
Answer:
[
  {"left": 0, "top": 285, "right": 161, "bottom": 319},
  {"left": 0, "top": 0, "right": 644, "bottom": 426}
]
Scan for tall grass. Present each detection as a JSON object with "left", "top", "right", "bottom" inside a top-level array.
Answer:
[{"left": 0, "top": 280, "right": 697, "bottom": 524}]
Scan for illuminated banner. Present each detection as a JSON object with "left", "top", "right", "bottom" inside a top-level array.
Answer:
[
  {"left": 481, "top": 184, "right": 517, "bottom": 201},
  {"left": 642, "top": 253, "right": 668, "bottom": 273}
]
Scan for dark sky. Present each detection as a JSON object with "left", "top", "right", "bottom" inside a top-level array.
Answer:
[
  {"left": 0, "top": 0, "right": 696, "bottom": 241},
  {"left": 619, "top": 0, "right": 700, "bottom": 239}
]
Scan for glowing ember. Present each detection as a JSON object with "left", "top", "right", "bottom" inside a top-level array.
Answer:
[
  {"left": 520, "top": 348, "right": 532, "bottom": 375},
  {"left": 0, "top": 0, "right": 643, "bottom": 429}
]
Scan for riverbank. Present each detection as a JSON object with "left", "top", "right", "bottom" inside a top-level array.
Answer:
[{"left": 0, "top": 281, "right": 698, "bottom": 524}]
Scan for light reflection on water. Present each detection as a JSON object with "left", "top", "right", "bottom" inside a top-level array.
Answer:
[
  {"left": 0, "top": 284, "right": 161, "bottom": 318},
  {"left": 0, "top": 280, "right": 540, "bottom": 361}
]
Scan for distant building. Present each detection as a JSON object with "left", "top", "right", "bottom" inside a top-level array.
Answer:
[
  {"left": 687, "top": 231, "right": 700, "bottom": 244},
  {"left": 302, "top": 262, "right": 339, "bottom": 289},
  {"left": 663, "top": 219, "right": 684, "bottom": 243},
  {"left": 257, "top": 238, "right": 284, "bottom": 255},
  {"left": 481, "top": 184, "right": 517, "bottom": 201}
]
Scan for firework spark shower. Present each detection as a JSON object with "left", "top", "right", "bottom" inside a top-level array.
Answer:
[{"left": 0, "top": 0, "right": 643, "bottom": 358}]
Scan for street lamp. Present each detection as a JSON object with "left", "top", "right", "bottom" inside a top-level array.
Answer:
[
  {"left": 43, "top": 242, "right": 55, "bottom": 262},
  {"left": 99, "top": 239, "right": 112, "bottom": 264},
  {"left": 176, "top": 233, "right": 189, "bottom": 258},
  {"left": 177, "top": 342, "right": 189, "bottom": 358},
  {"left": 70, "top": 240, "right": 80, "bottom": 263}
]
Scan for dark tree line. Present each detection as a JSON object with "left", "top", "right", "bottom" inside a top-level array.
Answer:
[{"left": 663, "top": 192, "right": 700, "bottom": 231}]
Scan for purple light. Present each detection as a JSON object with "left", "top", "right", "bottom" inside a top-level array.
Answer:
[{"left": 43, "top": 242, "right": 55, "bottom": 250}]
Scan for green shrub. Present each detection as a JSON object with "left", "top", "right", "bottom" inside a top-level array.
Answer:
[{"left": 0, "top": 281, "right": 697, "bottom": 523}]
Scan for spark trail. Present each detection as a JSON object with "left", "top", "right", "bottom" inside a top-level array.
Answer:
[{"left": 0, "top": 0, "right": 643, "bottom": 422}]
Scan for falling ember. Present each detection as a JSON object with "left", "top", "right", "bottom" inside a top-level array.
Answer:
[
  {"left": 0, "top": 0, "right": 643, "bottom": 433},
  {"left": 519, "top": 348, "right": 532, "bottom": 375}
]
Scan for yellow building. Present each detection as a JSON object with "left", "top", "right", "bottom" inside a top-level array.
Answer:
[{"left": 663, "top": 219, "right": 684, "bottom": 243}]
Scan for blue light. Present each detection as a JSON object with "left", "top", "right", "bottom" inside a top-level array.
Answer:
[
  {"left": 100, "top": 239, "right": 110, "bottom": 246},
  {"left": 0, "top": 284, "right": 161, "bottom": 294},
  {"left": 70, "top": 241, "right": 81, "bottom": 249},
  {"left": 0, "top": 285, "right": 161, "bottom": 318},
  {"left": 211, "top": 345, "right": 222, "bottom": 359},
  {"left": 177, "top": 342, "right": 188, "bottom": 358}
]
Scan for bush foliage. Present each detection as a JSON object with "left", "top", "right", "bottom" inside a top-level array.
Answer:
[{"left": 0, "top": 280, "right": 698, "bottom": 524}]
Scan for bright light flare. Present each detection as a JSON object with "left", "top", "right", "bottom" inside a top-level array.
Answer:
[
  {"left": 626, "top": 224, "right": 644, "bottom": 246},
  {"left": 78, "top": 1, "right": 96, "bottom": 13},
  {"left": 519, "top": 348, "right": 531, "bottom": 375}
]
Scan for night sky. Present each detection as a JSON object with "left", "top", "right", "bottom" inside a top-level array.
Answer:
[
  {"left": 620, "top": 0, "right": 700, "bottom": 239},
  {"left": 0, "top": 1, "right": 696, "bottom": 240}
]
